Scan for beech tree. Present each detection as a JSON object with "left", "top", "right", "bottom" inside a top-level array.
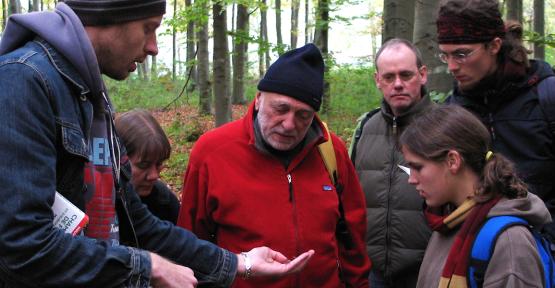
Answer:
[
  {"left": 382, "top": 0, "right": 415, "bottom": 42},
  {"left": 213, "top": 1, "right": 232, "bottom": 126},
  {"left": 413, "top": 0, "right": 452, "bottom": 94}
]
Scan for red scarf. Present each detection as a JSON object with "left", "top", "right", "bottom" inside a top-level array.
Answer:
[{"left": 424, "top": 197, "right": 501, "bottom": 288}]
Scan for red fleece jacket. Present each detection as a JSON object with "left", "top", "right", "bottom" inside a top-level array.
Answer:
[{"left": 178, "top": 102, "right": 370, "bottom": 287}]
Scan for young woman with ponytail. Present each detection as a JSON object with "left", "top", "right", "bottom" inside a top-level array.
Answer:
[{"left": 399, "top": 105, "right": 551, "bottom": 288}]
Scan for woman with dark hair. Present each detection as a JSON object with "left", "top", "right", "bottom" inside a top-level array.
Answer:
[
  {"left": 115, "top": 109, "right": 180, "bottom": 224},
  {"left": 400, "top": 105, "right": 551, "bottom": 288}
]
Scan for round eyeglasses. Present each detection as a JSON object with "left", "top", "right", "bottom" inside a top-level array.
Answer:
[{"left": 438, "top": 46, "right": 483, "bottom": 64}]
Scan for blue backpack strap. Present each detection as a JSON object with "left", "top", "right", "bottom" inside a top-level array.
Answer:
[
  {"left": 537, "top": 75, "right": 555, "bottom": 136},
  {"left": 533, "top": 229, "right": 554, "bottom": 288},
  {"left": 469, "top": 216, "right": 528, "bottom": 288}
]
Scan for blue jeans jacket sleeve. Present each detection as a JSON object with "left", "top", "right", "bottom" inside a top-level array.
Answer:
[{"left": 123, "top": 184, "right": 237, "bottom": 287}]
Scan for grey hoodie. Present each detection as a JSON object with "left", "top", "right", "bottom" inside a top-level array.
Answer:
[
  {"left": 417, "top": 193, "right": 552, "bottom": 288},
  {"left": 0, "top": 3, "right": 104, "bottom": 101}
]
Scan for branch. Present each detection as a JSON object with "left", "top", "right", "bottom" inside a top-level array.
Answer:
[{"left": 163, "top": 46, "right": 199, "bottom": 111}]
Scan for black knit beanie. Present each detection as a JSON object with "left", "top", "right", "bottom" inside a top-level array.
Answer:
[
  {"left": 64, "top": 0, "right": 166, "bottom": 26},
  {"left": 257, "top": 43, "right": 324, "bottom": 111}
]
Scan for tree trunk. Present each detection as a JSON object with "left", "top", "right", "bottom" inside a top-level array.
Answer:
[
  {"left": 232, "top": 3, "right": 249, "bottom": 104},
  {"left": 151, "top": 55, "right": 157, "bottom": 79},
  {"left": 28, "top": 0, "right": 37, "bottom": 11},
  {"left": 137, "top": 63, "right": 144, "bottom": 79},
  {"left": 304, "top": 0, "right": 309, "bottom": 44},
  {"left": 506, "top": 0, "right": 523, "bottom": 23},
  {"left": 139, "top": 58, "right": 149, "bottom": 81},
  {"left": 382, "top": 0, "right": 415, "bottom": 43},
  {"left": 213, "top": 2, "right": 231, "bottom": 126},
  {"left": 275, "top": 0, "right": 284, "bottom": 54},
  {"left": 2, "top": 0, "right": 8, "bottom": 30},
  {"left": 231, "top": 2, "right": 235, "bottom": 32},
  {"left": 197, "top": 0, "right": 211, "bottom": 115},
  {"left": 172, "top": 0, "right": 178, "bottom": 81},
  {"left": 259, "top": 0, "right": 267, "bottom": 78},
  {"left": 290, "top": 0, "right": 300, "bottom": 49},
  {"left": 186, "top": 0, "right": 197, "bottom": 91},
  {"left": 413, "top": 0, "right": 452, "bottom": 94},
  {"left": 8, "top": 0, "right": 21, "bottom": 15},
  {"left": 533, "top": 0, "right": 544, "bottom": 60},
  {"left": 314, "top": 0, "right": 329, "bottom": 113}
]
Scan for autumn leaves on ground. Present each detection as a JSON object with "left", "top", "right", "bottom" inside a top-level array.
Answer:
[{"left": 151, "top": 104, "right": 248, "bottom": 196}]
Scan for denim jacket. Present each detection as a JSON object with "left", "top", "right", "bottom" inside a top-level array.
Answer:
[{"left": 0, "top": 38, "right": 236, "bottom": 287}]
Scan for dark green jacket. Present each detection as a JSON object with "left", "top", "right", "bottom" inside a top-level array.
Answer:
[{"left": 350, "top": 93, "right": 433, "bottom": 281}]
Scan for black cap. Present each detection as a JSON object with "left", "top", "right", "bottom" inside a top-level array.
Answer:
[
  {"left": 64, "top": 0, "right": 166, "bottom": 26},
  {"left": 257, "top": 43, "right": 324, "bottom": 111}
]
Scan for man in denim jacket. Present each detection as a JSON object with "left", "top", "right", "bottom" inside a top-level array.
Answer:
[{"left": 0, "top": 1, "right": 313, "bottom": 287}]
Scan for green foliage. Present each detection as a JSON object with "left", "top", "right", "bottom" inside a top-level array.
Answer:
[
  {"left": 429, "top": 90, "right": 449, "bottom": 103},
  {"left": 320, "top": 65, "right": 381, "bottom": 145},
  {"left": 106, "top": 74, "right": 188, "bottom": 112},
  {"left": 523, "top": 31, "right": 555, "bottom": 64},
  {"left": 524, "top": 31, "right": 555, "bottom": 48}
]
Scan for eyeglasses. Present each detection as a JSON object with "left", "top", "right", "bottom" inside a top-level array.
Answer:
[
  {"left": 438, "top": 47, "right": 482, "bottom": 64},
  {"left": 378, "top": 70, "right": 419, "bottom": 85}
]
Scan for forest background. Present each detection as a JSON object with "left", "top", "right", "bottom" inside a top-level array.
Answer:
[{"left": 1, "top": 0, "right": 555, "bottom": 193}]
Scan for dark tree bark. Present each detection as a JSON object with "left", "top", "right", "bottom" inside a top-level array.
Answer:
[
  {"left": 213, "top": 1, "right": 231, "bottom": 126},
  {"left": 506, "top": 0, "right": 523, "bottom": 23},
  {"left": 186, "top": 0, "right": 197, "bottom": 90},
  {"left": 138, "top": 57, "right": 149, "bottom": 81},
  {"left": 197, "top": 0, "right": 211, "bottom": 115},
  {"left": 382, "top": 0, "right": 415, "bottom": 43},
  {"left": 314, "top": 0, "right": 329, "bottom": 113},
  {"left": 304, "top": 0, "right": 309, "bottom": 44},
  {"left": 413, "top": 0, "right": 452, "bottom": 94},
  {"left": 232, "top": 3, "right": 249, "bottom": 104},
  {"left": 259, "top": 0, "right": 268, "bottom": 78},
  {"left": 290, "top": 0, "right": 300, "bottom": 49},
  {"left": 533, "top": 0, "right": 544, "bottom": 60},
  {"left": 2, "top": 0, "right": 8, "bottom": 30},
  {"left": 8, "top": 0, "right": 21, "bottom": 15},
  {"left": 151, "top": 55, "right": 157, "bottom": 79},
  {"left": 275, "top": 0, "right": 284, "bottom": 54},
  {"left": 172, "top": 0, "right": 178, "bottom": 81}
]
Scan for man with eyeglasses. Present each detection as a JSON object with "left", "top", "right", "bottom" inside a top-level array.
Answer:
[
  {"left": 438, "top": 0, "right": 555, "bottom": 239},
  {"left": 349, "top": 38, "right": 433, "bottom": 288}
]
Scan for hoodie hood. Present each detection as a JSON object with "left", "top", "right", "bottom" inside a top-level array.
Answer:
[
  {"left": 0, "top": 3, "right": 103, "bottom": 100},
  {"left": 489, "top": 192, "right": 552, "bottom": 228}
]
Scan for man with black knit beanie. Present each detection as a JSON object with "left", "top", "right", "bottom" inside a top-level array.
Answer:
[
  {"left": 0, "top": 1, "right": 313, "bottom": 287},
  {"left": 178, "top": 43, "right": 371, "bottom": 288},
  {"left": 436, "top": 0, "right": 555, "bottom": 247}
]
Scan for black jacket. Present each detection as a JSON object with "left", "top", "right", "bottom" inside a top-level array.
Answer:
[{"left": 446, "top": 59, "right": 555, "bottom": 216}]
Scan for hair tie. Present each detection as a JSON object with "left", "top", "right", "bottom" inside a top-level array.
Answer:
[{"left": 485, "top": 151, "right": 494, "bottom": 161}]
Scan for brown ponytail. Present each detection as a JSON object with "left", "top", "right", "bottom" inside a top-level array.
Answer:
[{"left": 475, "top": 153, "right": 527, "bottom": 202}]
